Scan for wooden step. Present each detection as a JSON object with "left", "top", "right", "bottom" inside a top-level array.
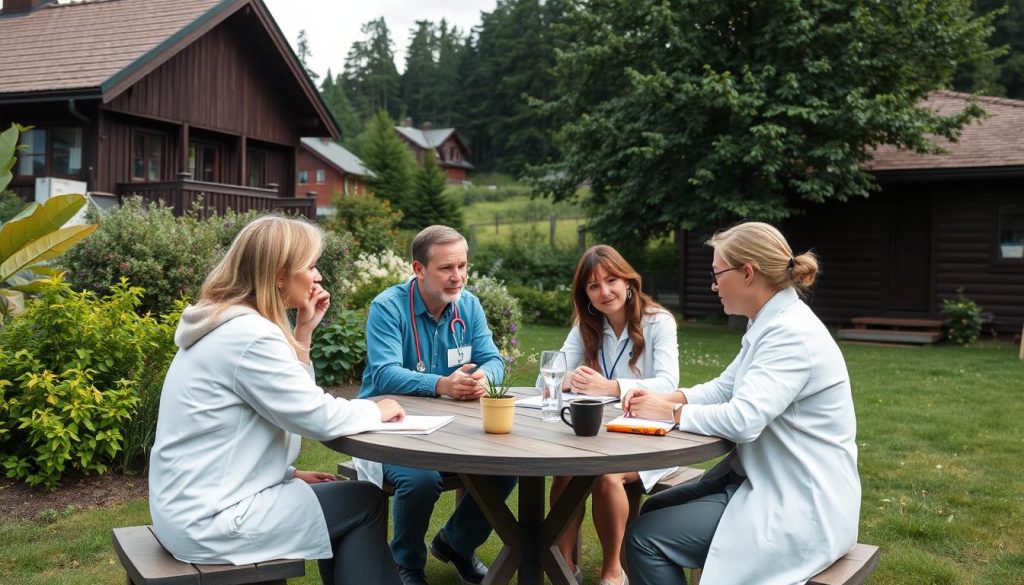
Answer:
[
  {"left": 836, "top": 328, "right": 943, "bottom": 344},
  {"left": 850, "top": 316, "right": 944, "bottom": 330}
]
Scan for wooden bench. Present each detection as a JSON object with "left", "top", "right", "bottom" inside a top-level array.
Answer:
[
  {"left": 837, "top": 317, "right": 944, "bottom": 346},
  {"left": 112, "top": 525, "right": 305, "bottom": 585}
]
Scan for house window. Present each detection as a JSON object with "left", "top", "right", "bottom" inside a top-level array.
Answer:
[
  {"left": 998, "top": 206, "right": 1024, "bottom": 260},
  {"left": 298, "top": 170, "right": 309, "bottom": 184},
  {"left": 133, "top": 130, "right": 165, "bottom": 181},
  {"left": 343, "top": 175, "right": 350, "bottom": 195},
  {"left": 16, "top": 129, "right": 46, "bottom": 176},
  {"left": 188, "top": 142, "right": 221, "bottom": 182},
  {"left": 247, "top": 150, "right": 266, "bottom": 188},
  {"left": 15, "top": 127, "right": 83, "bottom": 177},
  {"left": 315, "top": 169, "right": 325, "bottom": 184}
]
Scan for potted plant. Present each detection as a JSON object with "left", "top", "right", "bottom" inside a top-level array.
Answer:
[{"left": 481, "top": 349, "right": 534, "bottom": 434}]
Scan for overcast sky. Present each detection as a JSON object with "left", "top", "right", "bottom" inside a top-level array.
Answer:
[{"left": 262, "top": 0, "right": 499, "bottom": 80}]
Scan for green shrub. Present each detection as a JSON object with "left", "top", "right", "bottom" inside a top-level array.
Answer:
[
  {"left": 315, "top": 230, "right": 358, "bottom": 323},
  {"left": 468, "top": 274, "right": 522, "bottom": 356},
  {"left": 473, "top": 228, "right": 579, "bottom": 290},
  {"left": 941, "top": 289, "right": 983, "bottom": 346},
  {"left": 322, "top": 192, "right": 402, "bottom": 257},
  {"left": 0, "top": 277, "right": 175, "bottom": 488},
  {"left": 0, "top": 189, "right": 26, "bottom": 224},
  {"left": 509, "top": 285, "right": 573, "bottom": 326},
  {"left": 59, "top": 198, "right": 222, "bottom": 315},
  {"left": 310, "top": 310, "right": 368, "bottom": 386}
]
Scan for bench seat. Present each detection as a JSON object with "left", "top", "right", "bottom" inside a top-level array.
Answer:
[{"left": 112, "top": 525, "right": 305, "bottom": 585}]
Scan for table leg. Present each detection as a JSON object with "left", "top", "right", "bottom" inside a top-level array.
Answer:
[{"left": 460, "top": 474, "right": 597, "bottom": 585}]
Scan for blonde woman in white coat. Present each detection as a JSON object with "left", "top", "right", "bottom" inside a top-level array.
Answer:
[
  {"left": 550, "top": 244, "right": 680, "bottom": 585},
  {"left": 622, "top": 222, "right": 860, "bottom": 585},
  {"left": 149, "top": 216, "right": 405, "bottom": 585}
]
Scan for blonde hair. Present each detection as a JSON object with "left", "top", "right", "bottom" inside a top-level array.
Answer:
[
  {"left": 706, "top": 222, "right": 819, "bottom": 294},
  {"left": 199, "top": 215, "right": 323, "bottom": 350}
]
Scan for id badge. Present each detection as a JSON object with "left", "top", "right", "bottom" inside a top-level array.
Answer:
[{"left": 447, "top": 346, "right": 472, "bottom": 367}]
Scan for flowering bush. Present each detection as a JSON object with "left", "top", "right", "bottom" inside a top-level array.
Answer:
[
  {"left": 940, "top": 289, "right": 983, "bottom": 346},
  {"left": 468, "top": 273, "right": 522, "bottom": 357},
  {"left": 340, "top": 248, "right": 412, "bottom": 309}
]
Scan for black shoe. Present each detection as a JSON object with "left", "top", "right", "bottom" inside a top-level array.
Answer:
[
  {"left": 428, "top": 531, "right": 488, "bottom": 584},
  {"left": 397, "top": 565, "right": 429, "bottom": 585}
]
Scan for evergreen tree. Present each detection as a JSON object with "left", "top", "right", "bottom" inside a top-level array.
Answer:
[
  {"left": 320, "top": 70, "right": 362, "bottom": 146},
  {"left": 410, "top": 150, "right": 463, "bottom": 231},
  {"left": 538, "top": 0, "right": 995, "bottom": 246},
  {"left": 361, "top": 110, "right": 415, "bottom": 224},
  {"left": 343, "top": 18, "right": 404, "bottom": 121},
  {"left": 401, "top": 21, "right": 439, "bottom": 126},
  {"left": 434, "top": 21, "right": 465, "bottom": 128},
  {"left": 296, "top": 29, "right": 319, "bottom": 84}
]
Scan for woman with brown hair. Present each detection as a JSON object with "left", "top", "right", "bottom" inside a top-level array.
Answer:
[{"left": 550, "top": 244, "right": 680, "bottom": 585}]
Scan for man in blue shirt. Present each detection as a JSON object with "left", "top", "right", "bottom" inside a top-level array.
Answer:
[{"left": 357, "top": 225, "right": 517, "bottom": 585}]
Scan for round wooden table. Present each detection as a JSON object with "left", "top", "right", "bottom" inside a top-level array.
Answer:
[{"left": 323, "top": 389, "right": 732, "bottom": 585}]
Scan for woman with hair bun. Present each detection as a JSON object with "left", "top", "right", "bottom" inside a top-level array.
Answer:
[{"left": 622, "top": 222, "right": 860, "bottom": 585}]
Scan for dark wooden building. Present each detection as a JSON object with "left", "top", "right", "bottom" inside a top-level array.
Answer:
[
  {"left": 677, "top": 91, "right": 1024, "bottom": 334},
  {"left": 296, "top": 137, "right": 374, "bottom": 217},
  {"left": 0, "top": 0, "right": 339, "bottom": 219},
  {"left": 395, "top": 120, "right": 474, "bottom": 184}
]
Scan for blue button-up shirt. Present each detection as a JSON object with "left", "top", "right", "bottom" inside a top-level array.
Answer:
[{"left": 359, "top": 279, "right": 504, "bottom": 398}]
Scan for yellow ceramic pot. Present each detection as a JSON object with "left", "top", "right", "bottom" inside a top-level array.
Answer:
[{"left": 480, "top": 396, "right": 516, "bottom": 434}]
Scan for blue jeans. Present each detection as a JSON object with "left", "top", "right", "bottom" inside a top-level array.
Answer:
[{"left": 382, "top": 464, "right": 517, "bottom": 569}]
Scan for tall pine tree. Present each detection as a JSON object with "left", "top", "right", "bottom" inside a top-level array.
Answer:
[
  {"left": 296, "top": 29, "right": 319, "bottom": 84},
  {"left": 343, "top": 18, "right": 404, "bottom": 121},
  {"left": 320, "top": 70, "right": 362, "bottom": 147},
  {"left": 410, "top": 150, "right": 463, "bottom": 231},
  {"left": 361, "top": 110, "right": 415, "bottom": 224}
]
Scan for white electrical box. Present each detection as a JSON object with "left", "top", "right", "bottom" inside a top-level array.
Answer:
[{"left": 34, "top": 177, "right": 93, "bottom": 225}]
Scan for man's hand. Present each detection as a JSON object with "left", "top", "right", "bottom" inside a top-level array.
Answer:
[
  {"left": 295, "top": 470, "right": 336, "bottom": 484},
  {"left": 376, "top": 398, "right": 405, "bottom": 422},
  {"left": 436, "top": 363, "right": 486, "bottom": 400},
  {"left": 569, "top": 365, "right": 619, "bottom": 396}
]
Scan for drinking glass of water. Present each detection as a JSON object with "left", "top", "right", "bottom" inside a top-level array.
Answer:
[{"left": 539, "top": 350, "right": 567, "bottom": 422}]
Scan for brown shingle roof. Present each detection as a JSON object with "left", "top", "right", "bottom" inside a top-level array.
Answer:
[
  {"left": 0, "top": 0, "right": 223, "bottom": 97},
  {"left": 868, "top": 90, "right": 1024, "bottom": 171}
]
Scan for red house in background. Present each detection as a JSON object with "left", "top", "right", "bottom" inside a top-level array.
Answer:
[
  {"left": 0, "top": 0, "right": 339, "bottom": 219},
  {"left": 296, "top": 138, "right": 374, "bottom": 217},
  {"left": 395, "top": 120, "right": 474, "bottom": 184}
]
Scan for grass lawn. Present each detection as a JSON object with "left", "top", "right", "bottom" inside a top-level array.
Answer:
[
  {"left": 461, "top": 194, "right": 585, "bottom": 249},
  {"left": 1, "top": 323, "right": 1021, "bottom": 584}
]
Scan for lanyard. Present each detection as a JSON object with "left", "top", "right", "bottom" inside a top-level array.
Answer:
[
  {"left": 409, "top": 278, "right": 465, "bottom": 373},
  {"left": 600, "top": 340, "right": 631, "bottom": 380}
]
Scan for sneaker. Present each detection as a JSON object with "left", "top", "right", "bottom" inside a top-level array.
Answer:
[
  {"left": 428, "top": 531, "right": 488, "bottom": 584},
  {"left": 397, "top": 565, "right": 429, "bottom": 585}
]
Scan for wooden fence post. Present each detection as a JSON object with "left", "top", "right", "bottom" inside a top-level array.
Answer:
[
  {"left": 1019, "top": 323, "right": 1023, "bottom": 360},
  {"left": 550, "top": 213, "right": 557, "bottom": 248},
  {"left": 577, "top": 224, "right": 587, "bottom": 254}
]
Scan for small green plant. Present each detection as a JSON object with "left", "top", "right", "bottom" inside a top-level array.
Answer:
[
  {"left": 484, "top": 349, "right": 537, "bottom": 399},
  {"left": 310, "top": 310, "right": 369, "bottom": 386},
  {"left": 35, "top": 508, "right": 59, "bottom": 524},
  {"left": 940, "top": 289, "right": 983, "bottom": 345}
]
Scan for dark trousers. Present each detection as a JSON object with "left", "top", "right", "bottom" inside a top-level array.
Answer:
[
  {"left": 383, "top": 463, "right": 517, "bottom": 569},
  {"left": 624, "top": 471, "right": 743, "bottom": 585},
  {"left": 310, "top": 480, "right": 402, "bottom": 585}
]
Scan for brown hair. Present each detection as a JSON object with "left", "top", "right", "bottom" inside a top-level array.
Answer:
[
  {"left": 570, "top": 245, "right": 666, "bottom": 375},
  {"left": 410, "top": 225, "right": 466, "bottom": 266},
  {"left": 706, "top": 221, "right": 819, "bottom": 294}
]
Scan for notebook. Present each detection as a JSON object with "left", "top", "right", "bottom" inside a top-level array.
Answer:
[
  {"left": 605, "top": 415, "right": 676, "bottom": 436},
  {"left": 366, "top": 415, "right": 454, "bottom": 435},
  {"left": 515, "top": 392, "right": 619, "bottom": 409}
]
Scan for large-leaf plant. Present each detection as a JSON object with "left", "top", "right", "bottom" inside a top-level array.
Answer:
[{"left": 0, "top": 124, "right": 97, "bottom": 317}]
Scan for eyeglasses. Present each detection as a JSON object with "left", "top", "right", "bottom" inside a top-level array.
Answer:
[{"left": 710, "top": 266, "right": 741, "bottom": 285}]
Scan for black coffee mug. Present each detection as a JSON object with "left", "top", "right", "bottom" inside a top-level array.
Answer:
[{"left": 560, "top": 399, "right": 604, "bottom": 437}]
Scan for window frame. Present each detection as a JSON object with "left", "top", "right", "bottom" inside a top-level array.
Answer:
[
  {"left": 298, "top": 169, "right": 309, "bottom": 184},
  {"left": 995, "top": 203, "right": 1024, "bottom": 264},
  {"left": 246, "top": 148, "right": 267, "bottom": 188},
  {"left": 14, "top": 126, "right": 85, "bottom": 179},
  {"left": 315, "top": 169, "right": 325, "bottom": 184},
  {"left": 132, "top": 129, "right": 167, "bottom": 182},
  {"left": 188, "top": 140, "right": 223, "bottom": 183}
]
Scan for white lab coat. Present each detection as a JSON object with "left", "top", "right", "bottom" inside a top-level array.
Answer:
[
  {"left": 149, "top": 305, "right": 383, "bottom": 564},
  {"left": 679, "top": 287, "right": 861, "bottom": 585},
  {"left": 561, "top": 309, "right": 680, "bottom": 490}
]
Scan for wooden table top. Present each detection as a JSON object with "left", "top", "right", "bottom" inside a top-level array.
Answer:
[{"left": 323, "top": 388, "right": 731, "bottom": 476}]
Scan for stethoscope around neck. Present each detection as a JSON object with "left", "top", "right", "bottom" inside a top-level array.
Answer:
[{"left": 409, "top": 278, "right": 466, "bottom": 373}]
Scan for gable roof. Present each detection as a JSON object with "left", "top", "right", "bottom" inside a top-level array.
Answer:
[
  {"left": 868, "top": 90, "right": 1024, "bottom": 172},
  {"left": 300, "top": 138, "right": 374, "bottom": 178},
  {"left": 394, "top": 126, "right": 474, "bottom": 169},
  {"left": 0, "top": 0, "right": 340, "bottom": 139}
]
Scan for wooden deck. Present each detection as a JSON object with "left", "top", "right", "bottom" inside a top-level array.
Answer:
[{"left": 837, "top": 316, "right": 944, "bottom": 346}]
